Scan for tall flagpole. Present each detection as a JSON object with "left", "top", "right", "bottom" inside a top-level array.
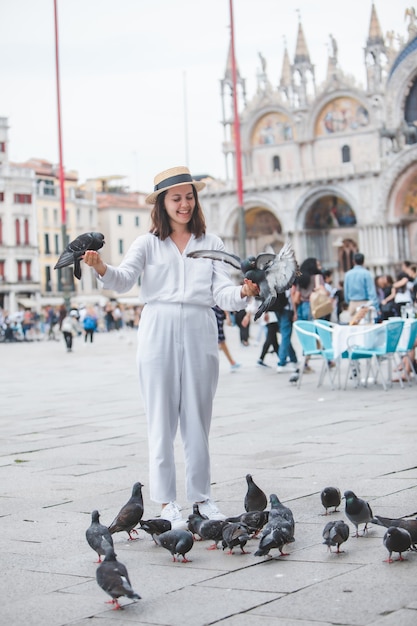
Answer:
[
  {"left": 229, "top": 0, "right": 246, "bottom": 259},
  {"left": 53, "top": 0, "right": 70, "bottom": 305}
]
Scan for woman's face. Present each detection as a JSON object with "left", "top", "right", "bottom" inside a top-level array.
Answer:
[{"left": 164, "top": 184, "right": 195, "bottom": 228}]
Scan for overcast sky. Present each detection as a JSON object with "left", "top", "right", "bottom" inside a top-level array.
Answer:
[{"left": 1, "top": 0, "right": 414, "bottom": 193}]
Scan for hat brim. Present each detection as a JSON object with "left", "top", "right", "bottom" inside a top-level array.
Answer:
[{"left": 145, "top": 180, "right": 205, "bottom": 205}]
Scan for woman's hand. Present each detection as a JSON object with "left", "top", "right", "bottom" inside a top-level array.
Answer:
[
  {"left": 240, "top": 278, "right": 260, "bottom": 298},
  {"left": 83, "top": 250, "right": 107, "bottom": 277}
]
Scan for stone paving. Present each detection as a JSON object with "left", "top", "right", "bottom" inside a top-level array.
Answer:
[{"left": 1, "top": 324, "right": 417, "bottom": 626}]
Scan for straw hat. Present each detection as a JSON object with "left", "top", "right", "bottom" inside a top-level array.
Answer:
[{"left": 145, "top": 166, "right": 205, "bottom": 204}]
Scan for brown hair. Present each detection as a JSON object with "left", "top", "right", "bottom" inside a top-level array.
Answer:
[{"left": 149, "top": 186, "right": 206, "bottom": 240}]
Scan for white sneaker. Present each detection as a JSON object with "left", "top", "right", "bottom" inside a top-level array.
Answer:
[
  {"left": 276, "top": 364, "right": 287, "bottom": 373},
  {"left": 196, "top": 499, "right": 226, "bottom": 520},
  {"left": 160, "top": 501, "right": 187, "bottom": 530}
]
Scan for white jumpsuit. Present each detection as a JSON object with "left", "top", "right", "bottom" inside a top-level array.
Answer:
[{"left": 100, "top": 232, "right": 247, "bottom": 504}]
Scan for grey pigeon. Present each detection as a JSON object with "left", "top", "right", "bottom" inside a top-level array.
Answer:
[
  {"left": 54, "top": 232, "right": 105, "bottom": 280},
  {"left": 187, "top": 503, "right": 209, "bottom": 538},
  {"left": 96, "top": 544, "right": 141, "bottom": 610},
  {"left": 197, "top": 519, "right": 228, "bottom": 549},
  {"left": 289, "top": 368, "right": 300, "bottom": 384},
  {"left": 226, "top": 510, "right": 269, "bottom": 536},
  {"left": 269, "top": 493, "right": 295, "bottom": 537},
  {"left": 254, "top": 508, "right": 294, "bottom": 558},
  {"left": 187, "top": 241, "right": 299, "bottom": 320},
  {"left": 344, "top": 490, "right": 373, "bottom": 537},
  {"left": 383, "top": 526, "right": 412, "bottom": 562},
  {"left": 371, "top": 515, "right": 417, "bottom": 549},
  {"left": 139, "top": 518, "right": 171, "bottom": 543},
  {"left": 244, "top": 474, "right": 268, "bottom": 512},
  {"left": 322, "top": 519, "right": 350, "bottom": 553},
  {"left": 108, "top": 482, "right": 144, "bottom": 540},
  {"left": 86, "top": 509, "right": 114, "bottom": 563},
  {"left": 222, "top": 522, "right": 251, "bottom": 554},
  {"left": 321, "top": 487, "right": 342, "bottom": 515},
  {"left": 154, "top": 529, "right": 194, "bottom": 562}
]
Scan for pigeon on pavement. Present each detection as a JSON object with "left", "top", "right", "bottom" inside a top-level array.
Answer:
[
  {"left": 344, "top": 490, "right": 373, "bottom": 537},
  {"left": 321, "top": 487, "right": 342, "bottom": 515},
  {"left": 226, "top": 510, "right": 269, "bottom": 536},
  {"left": 383, "top": 526, "right": 412, "bottom": 562},
  {"left": 196, "top": 519, "right": 228, "bottom": 549},
  {"left": 139, "top": 518, "right": 171, "bottom": 543},
  {"left": 96, "top": 544, "right": 141, "bottom": 610},
  {"left": 269, "top": 493, "right": 295, "bottom": 537},
  {"left": 54, "top": 232, "right": 105, "bottom": 280},
  {"left": 244, "top": 474, "right": 268, "bottom": 512},
  {"left": 187, "top": 241, "right": 299, "bottom": 320},
  {"left": 154, "top": 529, "right": 194, "bottom": 562},
  {"left": 254, "top": 508, "right": 294, "bottom": 558},
  {"left": 108, "top": 482, "right": 144, "bottom": 540},
  {"left": 371, "top": 515, "right": 417, "bottom": 549},
  {"left": 222, "top": 522, "right": 251, "bottom": 554},
  {"left": 187, "top": 503, "right": 209, "bottom": 538},
  {"left": 86, "top": 509, "right": 114, "bottom": 563},
  {"left": 322, "top": 520, "right": 350, "bottom": 553}
]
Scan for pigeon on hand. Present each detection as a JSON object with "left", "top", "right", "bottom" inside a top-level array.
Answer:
[
  {"left": 371, "top": 515, "right": 417, "bottom": 549},
  {"left": 322, "top": 520, "right": 349, "bottom": 553},
  {"left": 96, "top": 544, "right": 141, "bottom": 610},
  {"left": 108, "top": 482, "right": 144, "bottom": 541},
  {"left": 154, "top": 529, "right": 194, "bottom": 563},
  {"left": 321, "top": 487, "right": 342, "bottom": 515},
  {"left": 344, "top": 490, "right": 373, "bottom": 537},
  {"left": 269, "top": 493, "right": 295, "bottom": 537},
  {"left": 187, "top": 241, "right": 299, "bottom": 321},
  {"left": 244, "top": 474, "right": 268, "bottom": 512},
  {"left": 383, "top": 526, "right": 412, "bottom": 562},
  {"left": 54, "top": 232, "right": 105, "bottom": 280},
  {"left": 222, "top": 522, "right": 251, "bottom": 555},
  {"left": 254, "top": 509, "right": 294, "bottom": 558},
  {"left": 139, "top": 518, "right": 171, "bottom": 543},
  {"left": 86, "top": 510, "right": 114, "bottom": 563},
  {"left": 226, "top": 510, "right": 269, "bottom": 537}
]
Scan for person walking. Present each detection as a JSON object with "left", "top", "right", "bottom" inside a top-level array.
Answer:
[
  {"left": 83, "top": 166, "right": 259, "bottom": 527},
  {"left": 83, "top": 308, "right": 98, "bottom": 343},
  {"left": 343, "top": 252, "right": 379, "bottom": 320},
  {"left": 212, "top": 305, "right": 241, "bottom": 372}
]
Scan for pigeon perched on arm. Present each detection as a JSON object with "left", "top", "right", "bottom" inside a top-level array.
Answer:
[
  {"left": 86, "top": 510, "right": 114, "bottom": 563},
  {"left": 96, "top": 544, "right": 141, "bottom": 610},
  {"left": 322, "top": 520, "right": 349, "bottom": 553},
  {"left": 187, "top": 241, "right": 299, "bottom": 321},
  {"left": 371, "top": 515, "right": 417, "bottom": 550},
  {"left": 108, "top": 482, "right": 144, "bottom": 541},
  {"left": 154, "top": 529, "right": 194, "bottom": 563},
  {"left": 344, "top": 490, "right": 373, "bottom": 537},
  {"left": 321, "top": 487, "right": 342, "bottom": 515},
  {"left": 54, "top": 231, "right": 105, "bottom": 280},
  {"left": 244, "top": 474, "right": 268, "bottom": 512},
  {"left": 383, "top": 526, "right": 412, "bottom": 563}
]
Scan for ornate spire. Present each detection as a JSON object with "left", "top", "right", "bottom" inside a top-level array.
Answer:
[
  {"left": 280, "top": 46, "right": 292, "bottom": 89},
  {"left": 294, "top": 20, "right": 311, "bottom": 64},
  {"left": 224, "top": 40, "right": 242, "bottom": 84},
  {"left": 367, "top": 2, "right": 384, "bottom": 46}
]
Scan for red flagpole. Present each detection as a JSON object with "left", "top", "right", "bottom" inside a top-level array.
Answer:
[
  {"left": 229, "top": 0, "right": 246, "bottom": 258},
  {"left": 53, "top": 0, "right": 66, "bottom": 227}
]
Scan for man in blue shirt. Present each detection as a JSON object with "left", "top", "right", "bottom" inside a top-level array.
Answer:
[{"left": 344, "top": 252, "right": 379, "bottom": 320}]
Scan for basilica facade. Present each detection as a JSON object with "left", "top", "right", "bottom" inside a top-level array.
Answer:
[{"left": 200, "top": 4, "right": 417, "bottom": 281}]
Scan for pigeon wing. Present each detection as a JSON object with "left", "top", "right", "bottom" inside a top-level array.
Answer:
[
  {"left": 187, "top": 249, "right": 242, "bottom": 271},
  {"left": 265, "top": 242, "right": 299, "bottom": 294}
]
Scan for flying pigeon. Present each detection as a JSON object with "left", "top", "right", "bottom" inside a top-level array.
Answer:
[
  {"left": 195, "top": 519, "right": 228, "bottom": 549},
  {"left": 86, "top": 509, "right": 114, "bottom": 563},
  {"left": 269, "top": 493, "right": 295, "bottom": 537},
  {"left": 154, "top": 529, "right": 194, "bottom": 563},
  {"left": 54, "top": 231, "right": 105, "bottom": 280},
  {"left": 187, "top": 503, "right": 209, "bottom": 539},
  {"left": 321, "top": 487, "right": 342, "bottom": 515},
  {"left": 108, "top": 482, "right": 144, "bottom": 540},
  {"left": 322, "top": 519, "right": 350, "bottom": 553},
  {"left": 139, "top": 518, "right": 171, "bottom": 543},
  {"left": 371, "top": 515, "right": 417, "bottom": 549},
  {"left": 344, "top": 490, "right": 373, "bottom": 537},
  {"left": 254, "top": 508, "right": 295, "bottom": 558},
  {"left": 244, "top": 474, "right": 268, "bottom": 512},
  {"left": 225, "top": 510, "right": 269, "bottom": 537},
  {"left": 96, "top": 544, "right": 141, "bottom": 610},
  {"left": 222, "top": 522, "right": 251, "bottom": 555},
  {"left": 383, "top": 526, "right": 412, "bottom": 562},
  {"left": 187, "top": 241, "right": 299, "bottom": 321}
]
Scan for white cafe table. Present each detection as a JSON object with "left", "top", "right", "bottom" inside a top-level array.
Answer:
[{"left": 331, "top": 318, "right": 411, "bottom": 359}]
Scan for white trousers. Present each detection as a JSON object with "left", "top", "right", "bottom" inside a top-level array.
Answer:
[{"left": 137, "top": 303, "right": 219, "bottom": 504}]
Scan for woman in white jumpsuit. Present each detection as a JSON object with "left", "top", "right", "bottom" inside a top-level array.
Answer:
[{"left": 84, "top": 166, "right": 259, "bottom": 526}]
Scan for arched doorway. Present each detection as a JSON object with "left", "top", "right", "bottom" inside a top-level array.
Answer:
[{"left": 233, "top": 207, "right": 283, "bottom": 256}]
